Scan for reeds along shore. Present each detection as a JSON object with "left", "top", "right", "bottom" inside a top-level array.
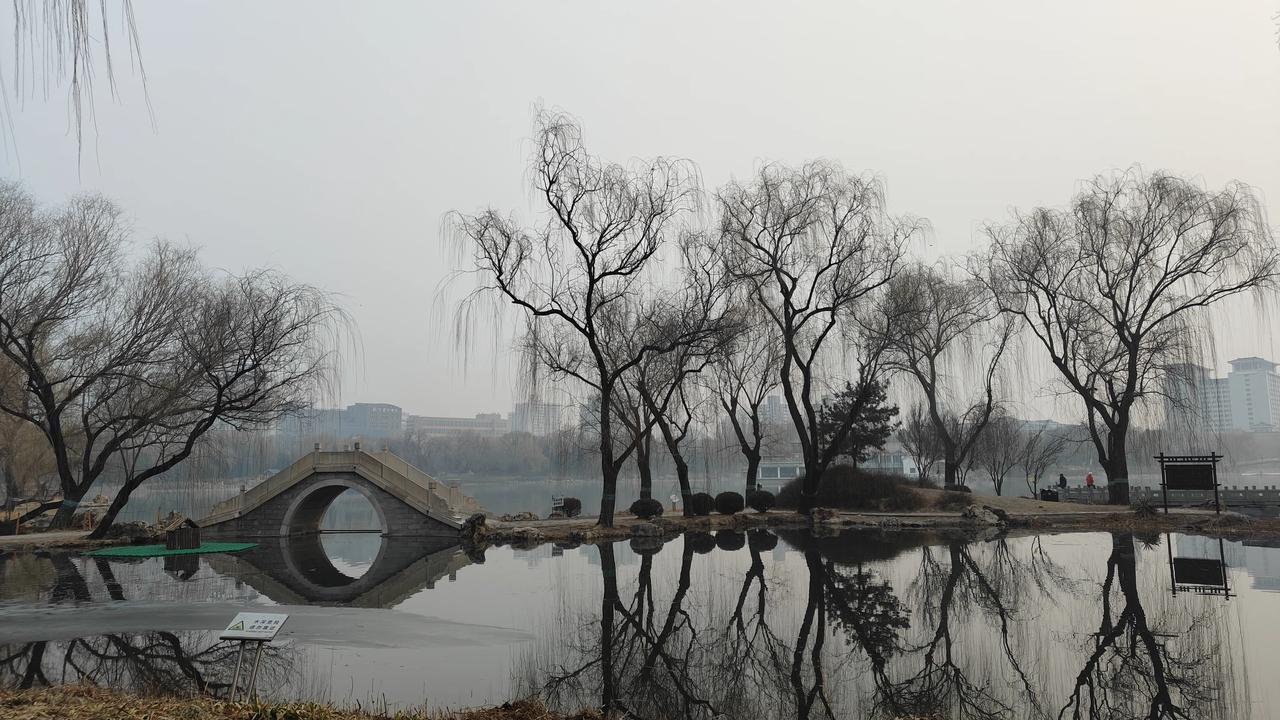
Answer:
[{"left": 0, "top": 686, "right": 603, "bottom": 720}]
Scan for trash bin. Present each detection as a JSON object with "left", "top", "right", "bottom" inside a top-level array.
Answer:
[{"left": 1039, "top": 489, "right": 1060, "bottom": 502}]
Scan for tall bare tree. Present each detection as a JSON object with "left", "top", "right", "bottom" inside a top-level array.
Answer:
[
  {"left": 713, "top": 314, "right": 782, "bottom": 494},
  {"left": 983, "top": 170, "right": 1278, "bottom": 503},
  {"left": 717, "top": 161, "right": 915, "bottom": 510},
  {"left": 451, "top": 111, "right": 709, "bottom": 526},
  {"left": 0, "top": 183, "right": 341, "bottom": 535},
  {"left": 880, "top": 263, "right": 1015, "bottom": 487}
]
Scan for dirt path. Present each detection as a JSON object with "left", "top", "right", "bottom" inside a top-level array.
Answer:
[{"left": 0, "top": 529, "right": 92, "bottom": 549}]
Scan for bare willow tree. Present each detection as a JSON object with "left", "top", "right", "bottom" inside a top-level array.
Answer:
[
  {"left": 450, "top": 111, "right": 707, "bottom": 526},
  {"left": 972, "top": 413, "right": 1021, "bottom": 496},
  {"left": 631, "top": 239, "right": 736, "bottom": 513},
  {"left": 1018, "top": 423, "right": 1068, "bottom": 496},
  {"left": 610, "top": 376, "right": 657, "bottom": 499},
  {"left": 717, "top": 161, "right": 915, "bottom": 510},
  {"left": 4, "top": 1, "right": 150, "bottom": 157},
  {"left": 880, "top": 263, "right": 1015, "bottom": 487},
  {"left": 983, "top": 169, "right": 1279, "bottom": 503},
  {"left": 896, "top": 402, "right": 942, "bottom": 487},
  {"left": 713, "top": 310, "right": 782, "bottom": 494},
  {"left": 0, "top": 183, "right": 340, "bottom": 536}
]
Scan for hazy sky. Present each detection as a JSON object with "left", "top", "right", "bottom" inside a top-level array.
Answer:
[{"left": 3, "top": 1, "right": 1279, "bottom": 418}]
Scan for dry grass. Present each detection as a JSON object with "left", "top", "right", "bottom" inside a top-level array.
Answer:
[{"left": 0, "top": 686, "right": 601, "bottom": 720}]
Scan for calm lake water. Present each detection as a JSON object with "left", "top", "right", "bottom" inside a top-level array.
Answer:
[{"left": 3, "top": 527, "right": 1280, "bottom": 719}]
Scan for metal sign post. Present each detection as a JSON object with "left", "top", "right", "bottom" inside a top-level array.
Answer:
[
  {"left": 1154, "top": 453, "right": 1222, "bottom": 514},
  {"left": 220, "top": 612, "right": 288, "bottom": 701}
]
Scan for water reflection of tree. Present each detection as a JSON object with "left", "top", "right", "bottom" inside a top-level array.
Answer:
[
  {"left": 867, "top": 539, "right": 1046, "bottom": 719},
  {"left": 1059, "top": 533, "right": 1217, "bottom": 720},
  {"left": 0, "top": 554, "right": 292, "bottom": 698},
  {"left": 545, "top": 540, "right": 715, "bottom": 718}
]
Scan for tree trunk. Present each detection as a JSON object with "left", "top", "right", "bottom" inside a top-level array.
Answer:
[
  {"left": 1105, "top": 431, "right": 1130, "bottom": 505},
  {"left": 598, "top": 387, "right": 617, "bottom": 527},
  {"left": 745, "top": 453, "right": 760, "bottom": 495},
  {"left": 88, "top": 486, "right": 135, "bottom": 539},
  {"left": 636, "top": 435, "right": 653, "bottom": 500},
  {"left": 943, "top": 458, "right": 958, "bottom": 486},
  {"left": 2, "top": 463, "right": 17, "bottom": 501},
  {"left": 674, "top": 454, "right": 693, "bottom": 517},
  {"left": 49, "top": 485, "right": 88, "bottom": 529},
  {"left": 799, "top": 457, "right": 820, "bottom": 514}
]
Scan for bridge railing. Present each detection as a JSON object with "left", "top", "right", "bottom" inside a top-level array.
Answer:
[{"left": 202, "top": 448, "right": 482, "bottom": 527}]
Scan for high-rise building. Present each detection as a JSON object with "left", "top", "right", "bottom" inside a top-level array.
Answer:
[
  {"left": 1228, "top": 357, "right": 1280, "bottom": 432},
  {"left": 511, "top": 401, "right": 568, "bottom": 436},
  {"left": 1164, "top": 357, "right": 1280, "bottom": 432},
  {"left": 763, "top": 395, "right": 785, "bottom": 426}
]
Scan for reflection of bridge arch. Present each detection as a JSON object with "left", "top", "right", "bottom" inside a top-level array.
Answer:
[
  {"left": 200, "top": 450, "right": 482, "bottom": 538},
  {"left": 205, "top": 535, "right": 480, "bottom": 607}
]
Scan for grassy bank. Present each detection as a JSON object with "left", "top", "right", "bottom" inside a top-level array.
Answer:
[{"left": 0, "top": 686, "right": 600, "bottom": 720}]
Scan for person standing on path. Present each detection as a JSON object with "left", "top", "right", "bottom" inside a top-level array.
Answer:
[
  {"left": 1058, "top": 473, "right": 1068, "bottom": 490},
  {"left": 1085, "top": 471, "right": 1095, "bottom": 488}
]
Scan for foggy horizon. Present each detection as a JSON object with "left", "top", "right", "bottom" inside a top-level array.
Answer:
[{"left": 4, "top": 1, "right": 1279, "bottom": 421}]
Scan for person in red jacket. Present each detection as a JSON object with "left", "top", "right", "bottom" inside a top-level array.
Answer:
[{"left": 1085, "top": 471, "right": 1095, "bottom": 488}]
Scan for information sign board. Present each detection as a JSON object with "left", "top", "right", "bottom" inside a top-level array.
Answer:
[
  {"left": 220, "top": 612, "right": 289, "bottom": 641},
  {"left": 1164, "top": 464, "right": 1214, "bottom": 491}
]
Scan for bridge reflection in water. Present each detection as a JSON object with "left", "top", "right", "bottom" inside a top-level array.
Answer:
[{"left": 205, "top": 534, "right": 483, "bottom": 607}]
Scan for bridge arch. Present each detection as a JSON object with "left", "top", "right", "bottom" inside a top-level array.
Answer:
[
  {"left": 278, "top": 476, "right": 388, "bottom": 536},
  {"left": 200, "top": 450, "right": 481, "bottom": 539}
]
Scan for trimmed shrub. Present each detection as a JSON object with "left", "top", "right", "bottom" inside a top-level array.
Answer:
[
  {"left": 747, "top": 528, "right": 778, "bottom": 553},
  {"left": 686, "top": 531, "right": 716, "bottom": 554},
  {"left": 746, "top": 489, "right": 776, "bottom": 513},
  {"left": 715, "top": 530, "right": 746, "bottom": 551},
  {"left": 714, "top": 491, "right": 745, "bottom": 515},
  {"left": 561, "top": 497, "right": 583, "bottom": 517},
  {"left": 774, "top": 466, "right": 926, "bottom": 512},
  {"left": 629, "top": 498, "right": 664, "bottom": 519},
  {"left": 688, "top": 492, "right": 715, "bottom": 516}
]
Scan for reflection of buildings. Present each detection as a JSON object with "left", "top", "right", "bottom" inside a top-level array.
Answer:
[{"left": 1165, "top": 357, "right": 1280, "bottom": 432}]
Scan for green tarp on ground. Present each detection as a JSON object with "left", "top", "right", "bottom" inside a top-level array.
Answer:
[{"left": 84, "top": 542, "right": 257, "bottom": 558}]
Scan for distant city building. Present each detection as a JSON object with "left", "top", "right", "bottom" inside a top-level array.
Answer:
[
  {"left": 406, "top": 413, "right": 510, "bottom": 438},
  {"left": 276, "top": 402, "right": 403, "bottom": 440},
  {"left": 512, "top": 401, "right": 568, "bottom": 436},
  {"left": 1165, "top": 357, "right": 1280, "bottom": 432},
  {"left": 344, "top": 403, "right": 403, "bottom": 439}
]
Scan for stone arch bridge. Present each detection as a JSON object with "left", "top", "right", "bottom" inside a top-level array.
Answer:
[{"left": 199, "top": 449, "right": 482, "bottom": 538}]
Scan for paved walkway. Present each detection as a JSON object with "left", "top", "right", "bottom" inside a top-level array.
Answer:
[{"left": 0, "top": 530, "right": 90, "bottom": 548}]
